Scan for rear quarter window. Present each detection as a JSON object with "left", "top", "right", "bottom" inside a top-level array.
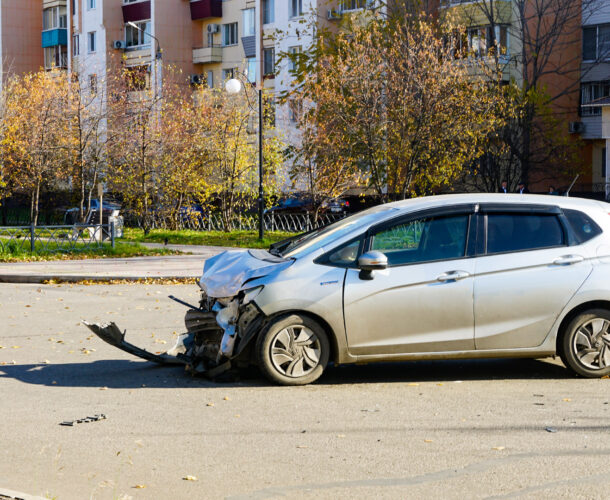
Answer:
[
  {"left": 486, "top": 213, "right": 565, "bottom": 254},
  {"left": 563, "top": 209, "right": 603, "bottom": 244}
]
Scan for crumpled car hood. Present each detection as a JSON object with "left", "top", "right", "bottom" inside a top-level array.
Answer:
[{"left": 200, "top": 249, "right": 293, "bottom": 298}]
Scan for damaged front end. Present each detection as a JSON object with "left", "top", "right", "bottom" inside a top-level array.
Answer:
[
  {"left": 84, "top": 249, "right": 292, "bottom": 378},
  {"left": 84, "top": 288, "right": 266, "bottom": 378}
]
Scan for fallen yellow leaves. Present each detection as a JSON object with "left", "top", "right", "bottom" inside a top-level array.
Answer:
[
  {"left": 182, "top": 475, "right": 198, "bottom": 481},
  {"left": 492, "top": 446, "right": 505, "bottom": 451},
  {"left": 133, "top": 485, "right": 146, "bottom": 489}
]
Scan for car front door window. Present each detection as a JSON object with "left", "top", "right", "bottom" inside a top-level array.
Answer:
[{"left": 370, "top": 215, "right": 469, "bottom": 266}]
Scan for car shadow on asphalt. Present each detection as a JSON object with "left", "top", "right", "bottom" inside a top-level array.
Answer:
[
  {"left": 320, "top": 357, "right": 572, "bottom": 385},
  {"left": 0, "top": 357, "right": 572, "bottom": 389}
]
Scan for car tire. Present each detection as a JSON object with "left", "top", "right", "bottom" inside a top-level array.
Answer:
[
  {"left": 256, "top": 314, "right": 330, "bottom": 386},
  {"left": 560, "top": 309, "right": 610, "bottom": 378}
]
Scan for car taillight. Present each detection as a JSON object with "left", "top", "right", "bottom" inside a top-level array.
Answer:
[{"left": 345, "top": 201, "right": 350, "bottom": 207}]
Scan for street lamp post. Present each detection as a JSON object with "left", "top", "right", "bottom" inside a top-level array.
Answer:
[{"left": 226, "top": 77, "right": 264, "bottom": 240}]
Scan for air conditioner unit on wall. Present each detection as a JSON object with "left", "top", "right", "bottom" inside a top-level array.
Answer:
[
  {"left": 207, "top": 23, "right": 220, "bottom": 34},
  {"left": 113, "top": 40, "right": 125, "bottom": 50},
  {"left": 569, "top": 121, "right": 585, "bottom": 134},
  {"left": 327, "top": 9, "right": 342, "bottom": 20},
  {"left": 190, "top": 74, "right": 203, "bottom": 85}
]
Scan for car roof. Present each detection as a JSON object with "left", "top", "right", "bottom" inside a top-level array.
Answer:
[{"left": 381, "top": 193, "right": 609, "bottom": 213}]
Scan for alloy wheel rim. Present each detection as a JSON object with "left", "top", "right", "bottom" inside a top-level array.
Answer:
[
  {"left": 270, "top": 325, "right": 321, "bottom": 378},
  {"left": 573, "top": 318, "right": 610, "bottom": 370}
]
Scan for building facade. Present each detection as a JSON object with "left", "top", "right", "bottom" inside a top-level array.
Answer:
[
  {"left": 0, "top": 0, "right": 44, "bottom": 88},
  {"left": 580, "top": 0, "right": 610, "bottom": 198}
]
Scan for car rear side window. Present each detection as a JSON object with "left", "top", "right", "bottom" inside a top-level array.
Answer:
[
  {"left": 563, "top": 209, "right": 603, "bottom": 244},
  {"left": 486, "top": 213, "right": 565, "bottom": 254}
]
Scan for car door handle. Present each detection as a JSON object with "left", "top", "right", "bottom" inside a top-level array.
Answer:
[
  {"left": 553, "top": 255, "right": 584, "bottom": 266},
  {"left": 436, "top": 270, "right": 471, "bottom": 282}
]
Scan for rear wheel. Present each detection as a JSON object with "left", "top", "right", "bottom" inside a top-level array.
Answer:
[
  {"left": 560, "top": 309, "right": 610, "bottom": 378},
  {"left": 256, "top": 314, "right": 330, "bottom": 386}
]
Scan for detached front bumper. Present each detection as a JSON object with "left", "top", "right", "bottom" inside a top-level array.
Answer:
[{"left": 83, "top": 291, "right": 266, "bottom": 377}]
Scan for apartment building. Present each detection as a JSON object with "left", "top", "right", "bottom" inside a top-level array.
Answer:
[
  {"left": 69, "top": 0, "right": 199, "bottom": 99},
  {"left": 439, "top": 0, "right": 521, "bottom": 85},
  {"left": 439, "top": 0, "right": 592, "bottom": 193},
  {"left": 0, "top": 1, "right": 44, "bottom": 88},
  {"left": 580, "top": 0, "right": 610, "bottom": 198}
]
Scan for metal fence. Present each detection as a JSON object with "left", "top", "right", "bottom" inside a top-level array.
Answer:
[
  {"left": 0, "top": 223, "right": 117, "bottom": 254},
  {"left": 175, "top": 211, "right": 348, "bottom": 232}
]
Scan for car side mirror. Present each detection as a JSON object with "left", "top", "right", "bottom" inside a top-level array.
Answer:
[{"left": 358, "top": 251, "right": 388, "bottom": 280}]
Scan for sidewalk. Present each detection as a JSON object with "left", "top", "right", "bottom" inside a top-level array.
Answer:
[{"left": 0, "top": 244, "right": 232, "bottom": 283}]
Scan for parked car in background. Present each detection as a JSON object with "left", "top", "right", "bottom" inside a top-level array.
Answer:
[
  {"left": 265, "top": 195, "right": 317, "bottom": 214},
  {"left": 88, "top": 194, "right": 610, "bottom": 385},
  {"left": 64, "top": 199, "right": 123, "bottom": 237},
  {"left": 328, "top": 198, "right": 350, "bottom": 214}
]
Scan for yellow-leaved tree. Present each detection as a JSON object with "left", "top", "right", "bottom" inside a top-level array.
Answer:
[
  {"left": 2, "top": 71, "right": 72, "bottom": 225},
  {"left": 282, "top": 9, "right": 506, "bottom": 200}
]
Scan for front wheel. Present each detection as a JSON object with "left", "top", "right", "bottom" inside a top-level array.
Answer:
[
  {"left": 256, "top": 314, "right": 330, "bottom": 385},
  {"left": 560, "top": 309, "right": 610, "bottom": 378}
]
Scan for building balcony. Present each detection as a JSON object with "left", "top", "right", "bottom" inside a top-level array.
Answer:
[
  {"left": 122, "top": 0, "right": 151, "bottom": 23},
  {"left": 193, "top": 46, "right": 222, "bottom": 64},
  {"left": 42, "top": 28, "right": 67, "bottom": 48},
  {"left": 190, "top": 0, "right": 222, "bottom": 20}
]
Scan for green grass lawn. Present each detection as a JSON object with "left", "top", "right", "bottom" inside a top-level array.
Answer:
[
  {"left": 122, "top": 228, "right": 297, "bottom": 249},
  {"left": 0, "top": 240, "right": 180, "bottom": 263}
]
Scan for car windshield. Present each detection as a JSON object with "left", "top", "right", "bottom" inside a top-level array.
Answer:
[{"left": 276, "top": 204, "right": 398, "bottom": 258}]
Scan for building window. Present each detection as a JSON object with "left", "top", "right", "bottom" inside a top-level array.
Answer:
[
  {"left": 207, "top": 70, "right": 214, "bottom": 88},
  {"left": 290, "top": 0, "right": 303, "bottom": 18},
  {"left": 243, "top": 9, "right": 255, "bottom": 37},
  {"left": 603, "top": 148, "right": 607, "bottom": 179},
  {"left": 222, "top": 23, "right": 238, "bottom": 46},
  {"left": 223, "top": 68, "right": 236, "bottom": 81},
  {"left": 43, "top": 46, "right": 68, "bottom": 70},
  {"left": 89, "top": 74, "right": 97, "bottom": 94},
  {"left": 289, "top": 98, "right": 302, "bottom": 122},
  {"left": 88, "top": 31, "right": 96, "bottom": 53},
  {"left": 263, "top": 48, "right": 275, "bottom": 76},
  {"left": 581, "top": 81, "right": 610, "bottom": 116},
  {"left": 288, "top": 45, "right": 301, "bottom": 72},
  {"left": 340, "top": 0, "right": 366, "bottom": 11},
  {"left": 125, "top": 20, "right": 151, "bottom": 48},
  {"left": 263, "top": 0, "right": 274, "bottom": 24},
  {"left": 88, "top": 0, "right": 96, "bottom": 10},
  {"left": 125, "top": 65, "right": 149, "bottom": 91},
  {"left": 247, "top": 58, "right": 256, "bottom": 83},
  {"left": 463, "top": 25, "right": 509, "bottom": 59},
  {"left": 583, "top": 25, "right": 610, "bottom": 61},
  {"left": 43, "top": 6, "right": 67, "bottom": 30},
  {"left": 72, "top": 34, "right": 80, "bottom": 56}
]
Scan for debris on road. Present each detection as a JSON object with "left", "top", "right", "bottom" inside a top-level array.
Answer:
[
  {"left": 60, "top": 414, "right": 107, "bottom": 426},
  {"left": 545, "top": 426, "right": 558, "bottom": 433}
]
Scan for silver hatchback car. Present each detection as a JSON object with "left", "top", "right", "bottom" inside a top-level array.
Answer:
[{"left": 88, "top": 194, "right": 610, "bottom": 385}]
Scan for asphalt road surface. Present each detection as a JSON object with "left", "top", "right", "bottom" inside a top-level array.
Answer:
[{"left": 1, "top": 282, "right": 609, "bottom": 500}]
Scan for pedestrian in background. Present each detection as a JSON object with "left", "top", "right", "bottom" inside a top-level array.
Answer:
[
  {"left": 548, "top": 186, "right": 558, "bottom": 195},
  {"left": 516, "top": 182, "right": 529, "bottom": 194},
  {"left": 498, "top": 180, "right": 509, "bottom": 193}
]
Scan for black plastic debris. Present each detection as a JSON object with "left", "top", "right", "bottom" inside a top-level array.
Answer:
[{"left": 60, "top": 414, "right": 107, "bottom": 426}]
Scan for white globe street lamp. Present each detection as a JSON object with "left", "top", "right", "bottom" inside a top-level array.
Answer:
[{"left": 225, "top": 78, "right": 242, "bottom": 95}]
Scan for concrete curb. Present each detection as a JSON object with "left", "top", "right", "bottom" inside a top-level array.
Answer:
[{"left": 0, "top": 274, "right": 199, "bottom": 284}]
